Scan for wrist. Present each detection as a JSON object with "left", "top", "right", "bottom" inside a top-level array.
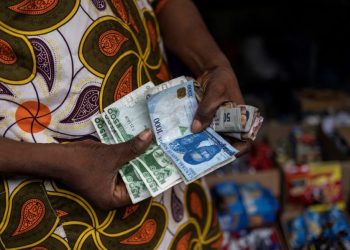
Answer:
[
  {"left": 31, "top": 143, "right": 72, "bottom": 179},
  {"left": 0, "top": 138, "right": 70, "bottom": 179}
]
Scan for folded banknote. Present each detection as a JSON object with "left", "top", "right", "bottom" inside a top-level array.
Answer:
[{"left": 193, "top": 81, "right": 263, "bottom": 141}]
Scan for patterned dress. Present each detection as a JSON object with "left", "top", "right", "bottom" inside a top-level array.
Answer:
[{"left": 0, "top": 1, "right": 222, "bottom": 249}]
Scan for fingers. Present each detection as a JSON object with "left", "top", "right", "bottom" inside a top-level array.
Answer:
[
  {"left": 117, "top": 129, "right": 153, "bottom": 164},
  {"left": 112, "top": 174, "right": 132, "bottom": 207},
  {"left": 94, "top": 175, "right": 132, "bottom": 210},
  {"left": 191, "top": 83, "right": 226, "bottom": 133},
  {"left": 224, "top": 136, "right": 253, "bottom": 158}
]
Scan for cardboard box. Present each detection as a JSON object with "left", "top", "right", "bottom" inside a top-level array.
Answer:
[{"left": 297, "top": 89, "right": 350, "bottom": 113}]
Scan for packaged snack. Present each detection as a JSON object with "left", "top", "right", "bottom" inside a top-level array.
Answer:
[
  {"left": 285, "top": 161, "right": 344, "bottom": 207},
  {"left": 328, "top": 207, "right": 350, "bottom": 245},
  {"left": 287, "top": 207, "right": 350, "bottom": 249},
  {"left": 211, "top": 182, "right": 248, "bottom": 231},
  {"left": 289, "top": 215, "right": 307, "bottom": 249},
  {"left": 304, "top": 209, "right": 324, "bottom": 242},
  {"left": 226, "top": 227, "right": 283, "bottom": 250},
  {"left": 211, "top": 181, "right": 279, "bottom": 231},
  {"left": 240, "top": 182, "right": 279, "bottom": 226}
]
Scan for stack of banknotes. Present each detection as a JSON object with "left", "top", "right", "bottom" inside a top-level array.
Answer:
[
  {"left": 193, "top": 81, "right": 264, "bottom": 141},
  {"left": 91, "top": 76, "right": 263, "bottom": 203}
]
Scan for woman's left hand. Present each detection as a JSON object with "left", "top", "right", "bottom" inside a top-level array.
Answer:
[{"left": 191, "top": 66, "right": 252, "bottom": 156}]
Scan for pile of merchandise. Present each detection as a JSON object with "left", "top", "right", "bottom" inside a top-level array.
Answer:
[
  {"left": 211, "top": 181, "right": 282, "bottom": 249},
  {"left": 288, "top": 207, "right": 350, "bottom": 249}
]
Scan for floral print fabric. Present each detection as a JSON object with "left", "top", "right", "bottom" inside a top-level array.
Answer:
[{"left": 0, "top": 1, "right": 222, "bottom": 249}]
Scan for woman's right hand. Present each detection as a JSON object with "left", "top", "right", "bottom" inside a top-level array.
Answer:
[{"left": 57, "top": 129, "right": 153, "bottom": 210}]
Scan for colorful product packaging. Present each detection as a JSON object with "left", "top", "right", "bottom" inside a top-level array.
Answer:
[
  {"left": 211, "top": 181, "right": 279, "bottom": 232},
  {"left": 284, "top": 161, "right": 344, "bottom": 207}
]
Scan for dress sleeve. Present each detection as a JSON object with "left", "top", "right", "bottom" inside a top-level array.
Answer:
[{"left": 149, "top": 0, "right": 169, "bottom": 14}]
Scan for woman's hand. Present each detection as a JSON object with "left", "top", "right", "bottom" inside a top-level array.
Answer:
[
  {"left": 191, "top": 66, "right": 252, "bottom": 156},
  {"left": 60, "top": 129, "right": 153, "bottom": 210}
]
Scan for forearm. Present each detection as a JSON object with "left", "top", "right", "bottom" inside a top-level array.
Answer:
[
  {"left": 157, "top": 0, "right": 231, "bottom": 76},
  {"left": 157, "top": 0, "right": 244, "bottom": 104},
  {"left": 0, "top": 138, "right": 68, "bottom": 178}
]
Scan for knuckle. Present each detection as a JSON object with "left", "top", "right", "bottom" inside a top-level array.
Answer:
[
  {"left": 215, "top": 83, "right": 226, "bottom": 94},
  {"left": 197, "top": 104, "right": 215, "bottom": 120},
  {"left": 128, "top": 139, "right": 140, "bottom": 156}
]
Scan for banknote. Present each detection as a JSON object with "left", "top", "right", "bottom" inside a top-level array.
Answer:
[
  {"left": 92, "top": 114, "right": 151, "bottom": 203},
  {"left": 130, "top": 159, "right": 163, "bottom": 197},
  {"left": 91, "top": 114, "right": 116, "bottom": 144},
  {"left": 119, "top": 163, "right": 151, "bottom": 204},
  {"left": 193, "top": 80, "right": 263, "bottom": 141},
  {"left": 102, "top": 112, "right": 123, "bottom": 142},
  {"left": 104, "top": 81, "right": 182, "bottom": 188},
  {"left": 148, "top": 80, "right": 238, "bottom": 183},
  {"left": 104, "top": 82, "right": 155, "bottom": 142},
  {"left": 225, "top": 115, "right": 264, "bottom": 141},
  {"left": 134, "top": 143, "right": 183, "bottom": 188},
  {"left": 146, "top": 76, "right": 187, "bottom": 97},
  {"left": 211, "top": 104, "right": 257, "bottom": 133},
  {"left": 148, "top": 80, "right": 198, "bottom": 145}
]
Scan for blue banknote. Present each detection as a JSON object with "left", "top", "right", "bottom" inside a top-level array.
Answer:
[{"left": 148, "top": 80, "right": 239, "bottom": 182}]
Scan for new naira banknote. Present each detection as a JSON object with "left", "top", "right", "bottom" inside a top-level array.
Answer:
[
  {"left": 92, "top": 114, "right": 116, "bottom": 144},
  {"left": 92, "top": 114, "right": 151, "bottom": 203},
  {"left": 104, "top": 82, "right": 182, "bottom": 195},
  {"left": 92, "top": 76, "right": 262, "bottom": 203},
  {"left": 148, "top": 80, "right": 238, "bottom": 183},
  {"left": 119, "top": 163, "right": 152, "bottom": 204}
]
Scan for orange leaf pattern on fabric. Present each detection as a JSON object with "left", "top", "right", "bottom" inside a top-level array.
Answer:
[
  {"left": 55, "top": 209, "right": 68, "bottom": 218},
  {"left": 176, "top": 232, "right": 192, "bottom": 250},
  {"left": 120, "top": 219, "right": 157, "bottom": 245},
  {"left": 210, "top": 235, "right": 223, "bottom": 249},
  {"left": 111, "top": 0, "right": 129, "bottom": 23},
  {"left": 12, "top": 199, "right": 46, "bottom": 236},
  {"left": 129, "top": 14, "right": 139, "bottom": 33},
  {"left": 0, "top": 1, "right": 222, "bottom": 249},
  {"left": 0, "top": 39, "right": 16, "bottom": 65},
  {"left": 98, "top": 30, "right": 128, "bottom": 57},
  {"left": 31, "top": 247, "right": 48, "bottom": 250},
  {"left": 8, "top": 0, "right": 59, "bottom": 15},
  {"left": 114, "top": 65, "right": 133, "bottom": 100},
  {"left": 156, "top": 62, "right": 170, "bottom": 82},
  {"left": 122, "top": 204, "right": 140, "bottom": 219},
  {"left": 190, "top": 192, "right": 203, "bottom": 219}
]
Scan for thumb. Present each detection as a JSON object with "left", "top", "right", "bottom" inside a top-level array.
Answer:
[
  {"left": 118, "top": 129, "right": 153, "bottom": 164},
  {"left": 191, "top": 90, "right": 223, "bottom": 133}
]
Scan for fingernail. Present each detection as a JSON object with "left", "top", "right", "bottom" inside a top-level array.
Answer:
[
  {"left": 191, "top": 119, "right": 202, "bottom": 133},
  {"left": 138, "top": 129, "right": 152, "bottom": 141}
]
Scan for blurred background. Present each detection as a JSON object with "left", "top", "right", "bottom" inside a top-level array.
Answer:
[
  {"left": 180, "top": 1, "right": 350, "bottom": 249},
  {"left": 194, "top": 0, "right": 350, "bottom": 119}
]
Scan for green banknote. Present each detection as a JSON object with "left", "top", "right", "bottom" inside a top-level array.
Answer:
[
  {"left": 102, "top": 112, "right": 123, "bottom": 142},
  {"left": 135, "top": 143, "right": 182, "bottom": 188},
  {"left": 119, "top": 164, "right": 151, "bottom": 204},
  {"left": 104, "top": 82, "right": 182, "bottom": 189},
  {"left": 91, "top": 114, "right": 116, "bottom": 144},
  {"left": 91, "top": 113, "right": 151, "bottom": 203},
  {"left": 130, "top": 160, "right": 162, "bottom": 197}
]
